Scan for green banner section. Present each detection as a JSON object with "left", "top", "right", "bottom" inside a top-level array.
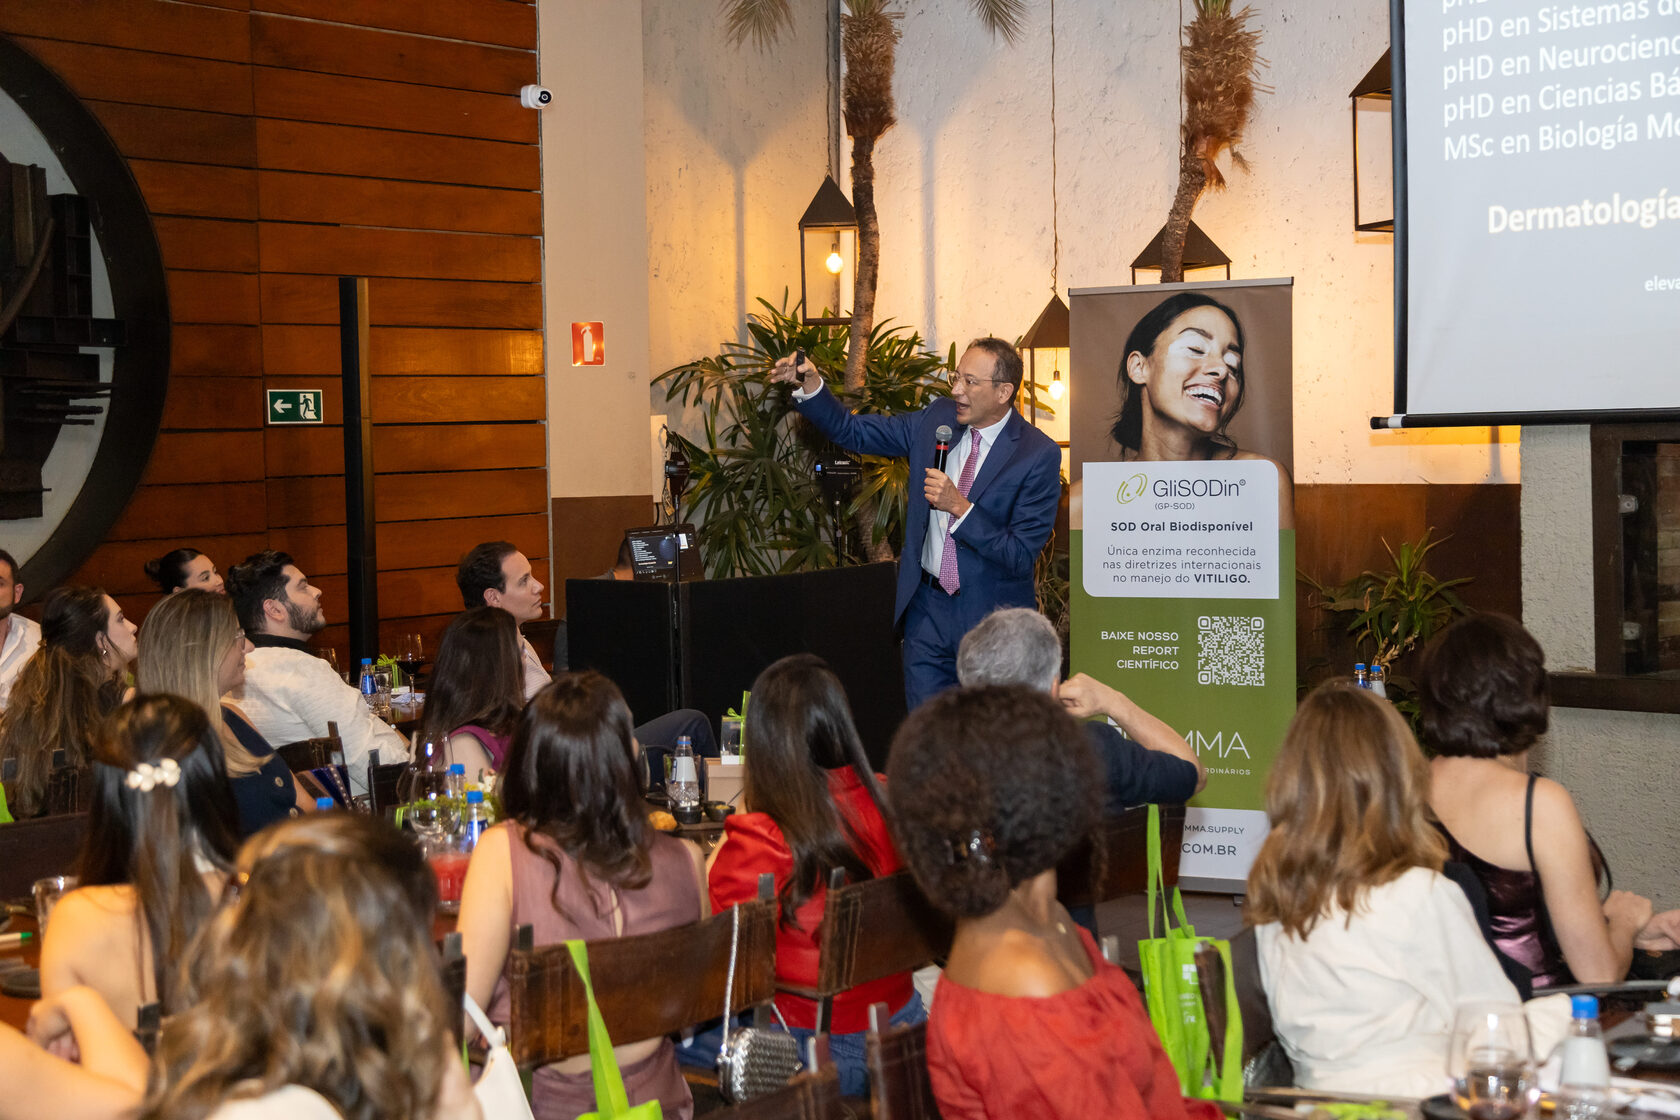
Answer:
[{"left": 1071, "top": 530, "right": 1295, "bottom": 814}]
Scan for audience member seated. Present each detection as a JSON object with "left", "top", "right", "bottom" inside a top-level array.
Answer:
[
  {"left": 137, "top": 590, "right": 309, "bottom": 835},
  {"left": 1246, "top": 680, "right": 1570, "bottom": 1096},
  {"left": 139, "top": 813, "right": 479, "bottom": 1120},
  {"left": 0, "top": 586, "right": 135, "bottom": 818},
  {"left": 706, "top": 654, "right": 922, "bottom": 1098},
  {"left": 226, "top": 551, "right": 407, "bottom": 791},
  {"left": 142, "top": 546, "right": 225, "bottom": 595},
  {"left": 1420, "top": 613, "right": 1680, "bottom": 988},
  {"left": 457, "top": 540, "right": 717, "bottom": 758},
  {"left": 0, "top": 986, "right": 148, "bottom": 1120},
  {"left": 421, "top": 606, "right": 525, "bottom": 780},
  {"left": 458, "top": 671, "right": 706, "bottom": 1120},
  {"left": 887, "top": 685, "right": 1220, "bottom": 1120},
  {"left": 955, "top": 607, "right": 1204, "bottom": 811},
  {"left": 39, "top": 694, "right": 240, "bottom": 1028},
  {"left": 0, "top": 548, "right": 41, "bottom": 710}
]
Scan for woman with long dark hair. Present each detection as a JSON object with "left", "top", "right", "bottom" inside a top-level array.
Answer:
[
  {"left": 0, "top": 587, "right": 136, "bottom": 818},
  {"left": 142, "top": 547, "right": 224, "bottom": 595},
  {"left": 457, "top": 671, "right": 707, "bottom": 1120},
  {"left": 1246, "top": 680, "right": 1568, "bottom": 1095},
  {"left": 137, "top": 590, "right": 308, "bottom": 836},
  {"left": 706, "top": 653, "right": 920, "bottom": 1097},
  {"left": 140, "top": 813, "right": 478, "bottom": 1120},
  {"left": 421, "top": 606, "right": 525, "bottom": 778},
  {"left": 38, "top": 694, "right": 241, "bottom": 1028}
]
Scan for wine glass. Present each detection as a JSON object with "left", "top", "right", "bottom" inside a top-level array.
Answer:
[
  {"left": 1448, "top": 1002, "right": 1539, "bottom": 1120},
  {"left": 396, "top": 633, "right": 425, "bottom": 689}
]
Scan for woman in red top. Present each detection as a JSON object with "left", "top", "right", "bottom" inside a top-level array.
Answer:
[
  {"left": 888, "top": 685, "right": 1223, "bottom": 1120},
  {"left": 707, "top": 654, "right": 922, "bottom": 1096}
]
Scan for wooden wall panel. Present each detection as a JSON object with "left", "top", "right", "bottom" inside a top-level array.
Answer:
[{"left": 0, "top": 0, "right": 545, "bottom": 648}]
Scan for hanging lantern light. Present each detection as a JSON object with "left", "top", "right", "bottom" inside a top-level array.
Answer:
[
  {"left": 1350, "top": 50, "right": 1394, "bottom": 233},
  {"left": 797, "top": 176, "right": 857, "bottom": 326},
  {"left": 1021, "top": 293, "right": 1070, "bottom": 448}
]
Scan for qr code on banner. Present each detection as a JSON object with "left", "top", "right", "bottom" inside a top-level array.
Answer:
[{"left": 1197, "top": 616, "right": 1265, "bottom": 686}]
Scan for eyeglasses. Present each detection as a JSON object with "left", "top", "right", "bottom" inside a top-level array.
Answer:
[{"left": 948, "top": 374, "right": 1006, "bottom": 393}]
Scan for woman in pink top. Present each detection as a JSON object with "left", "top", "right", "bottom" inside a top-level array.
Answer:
[
  {"left": 888, "top": 685, "right": 1221, "bottom": 1120},
  {"left": 422, "top": 606, "right": 525, "bottom": 778}
]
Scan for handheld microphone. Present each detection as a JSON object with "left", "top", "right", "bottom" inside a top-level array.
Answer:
[{"left": 933, "top": 425, "right": 953, "bottom": 474}]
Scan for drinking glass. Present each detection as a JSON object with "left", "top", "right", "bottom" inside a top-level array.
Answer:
[
  {"left": 33, "top": 875, "right": 77, "bottom": 932},
  {"left": 397, "top": 765, "right": 457, "bottom": 846},
  {"left": 1448, "top": 1002, "right": 1539, "bottom": 1120},
  {"left": 396, "top": 634, "right": 425, "bottom": 689}
]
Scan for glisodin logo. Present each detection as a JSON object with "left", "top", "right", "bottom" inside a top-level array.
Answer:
[{"left": 1115, "top": 473, "right": 1149, "bottom": 505}]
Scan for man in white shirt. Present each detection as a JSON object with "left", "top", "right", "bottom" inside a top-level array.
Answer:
[
  {"left": 0, "top": 549, "right": 41, "bottom": 710},
  {"left": 226, "top": 550, "right": 408, "bottom": 791}
]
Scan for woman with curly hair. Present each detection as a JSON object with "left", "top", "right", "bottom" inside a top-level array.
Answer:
[
  {"left": 888, "top": 684, "right": 1219, "bottom": 1120},
  {"left": 39, "top": 694, "right": 241, "bottom": 1029},
  {"left": 0, "top": 586, "right": 136, "bottom": 818},
  {"left": 139, "top": 812, "right": 478, "bottom": 1120},
  {"left": 1247, "top": 680, "right": 1569, "bottom": 1096},
  {"left": 457, "top": 671, "right": 706, "bottom": 1120},
  {"left": 705, "top": 654, "right": 919, "bottom": 1097},
  {"left": 421, "top": 606, "right": 525, "bottom": 778}
]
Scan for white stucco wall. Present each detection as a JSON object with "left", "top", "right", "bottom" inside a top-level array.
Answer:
[{"left": 1522, "top": 426, "right": 1680, "bottom": 907}]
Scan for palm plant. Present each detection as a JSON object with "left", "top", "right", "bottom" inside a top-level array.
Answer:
[
  {"left": 655, "top": 294, "right": 954, "bottom": 579},
  {"left": 723, "top": 0, "right": 1026, "bottom": 393},
  {"left": 1161, "top": 0, "right": 1266, "bottom": 282}
]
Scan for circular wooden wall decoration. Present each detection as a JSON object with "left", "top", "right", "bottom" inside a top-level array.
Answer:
[{"left": 0, "top": 35, "right": 170, "bottom": 598}]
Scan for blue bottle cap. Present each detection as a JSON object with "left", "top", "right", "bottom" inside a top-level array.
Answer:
[
  {"left": 361, "top": 657, "right": 373, "bottom": 665},
  {"left": 315, "top": 797, "right": 335, "bottom": 810},
  {"left": 467, "top": 789, "right": 485, "bottom": 803},
  {"left": 448, "top": 763, "right": 465, "bottom": 775},
  {"left": 1571, "top": 994, "right": 1599, "bottom": 1018}
]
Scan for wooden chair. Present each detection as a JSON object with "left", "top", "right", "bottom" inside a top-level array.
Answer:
[
  {"left": 505, "top": 894, "right": 780, "bottom": 1070},
  {"left": 1, "top": 750, "right": 89, "bottom": 817},
  {"left": 866, "top": 1000, "right": 942, "bottom": 1120},
  {"left": 367, "top": 750, "right": 408, "bottom": 818},
  {"left": 274, "top": 721, "right": 341, "bottom": 773},
  {"left": 0, "top": 810, "right": 87, "bottom": 899},
  {"left": 782, "top": 868, "right": 953, "bottom": 1035},
  {"left": 1055, "top": 802, "right": 1186, "bottom": 912},
  {"left": 439, "top": 930, "right": 467, "bottom": 1045}
]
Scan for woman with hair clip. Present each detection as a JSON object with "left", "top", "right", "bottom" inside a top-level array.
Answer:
[
  {"left": 888, "top": 684, "right": 1217, "bottom": 1120},
  {"left": 138, "top": 813, "right": 480, "bottom": 1120},
  {"left": 421, "top": 606, "right": 525, "bottom": 779},
  {"left": 38, "top": 693, "right": 241, "bottom": 1029},
  {"left": 137, "top": 589, "right": 311, "bottom": 835},
  {"left": 143, "top": 547, "right": 225, "bottom": 595},
  {"left": 1246, "top": 680, "right": 1570, "bottom": 1096},
  {"left": 457, "top": 671, "right": 707, "bottom": 1120},
  {"left": 705, "top": 653, "right": 920, "bottom": 1097},
  {"left": 0, "top": 586, "right": 136, "bottom": 818},
  {"left": 1420, "top": 614, "right": 1680, "bottom": 988}
]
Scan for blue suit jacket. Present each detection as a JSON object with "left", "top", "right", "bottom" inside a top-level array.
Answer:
[{"left": 795, "top": 386, "right": 1063, "bottom": 628}]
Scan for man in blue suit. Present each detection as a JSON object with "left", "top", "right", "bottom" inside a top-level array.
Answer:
[{"left": 771, "top": 338, "right": 1062, "bottom": 711}]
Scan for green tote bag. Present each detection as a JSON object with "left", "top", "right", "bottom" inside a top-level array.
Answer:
[{"left": 565, "top": 940, "right": 663, "bottom": 1120}]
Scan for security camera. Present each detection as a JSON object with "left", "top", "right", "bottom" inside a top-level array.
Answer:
[{"left": 519, "top": 85, "right": 553, "bottom": 109}]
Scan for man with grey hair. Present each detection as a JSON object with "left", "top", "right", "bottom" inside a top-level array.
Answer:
[{"left": 957, "top": 607, "right": 1204, "bottom": 811}]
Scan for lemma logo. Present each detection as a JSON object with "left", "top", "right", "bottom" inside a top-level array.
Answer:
[{"left": 1114, "top": 473, "right": 1149, "bottom": 506}]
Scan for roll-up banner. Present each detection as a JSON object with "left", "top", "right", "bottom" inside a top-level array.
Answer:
[{"left": 1069, "top": 278, "right": 1295, "bottom": 892}]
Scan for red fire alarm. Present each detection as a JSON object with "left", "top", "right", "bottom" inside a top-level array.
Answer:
[{"left": 571, "top": 322, "right": 604, "bottom": 366}]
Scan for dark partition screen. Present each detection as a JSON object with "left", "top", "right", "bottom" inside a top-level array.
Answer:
[{"left": 568, "top": 563, "right": 905, "bottom": 768}]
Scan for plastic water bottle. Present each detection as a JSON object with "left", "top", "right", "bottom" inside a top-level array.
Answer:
[
  {"left": 1353, "top": 663, "right": 1368, "bottom": 688},
  {"left": 459, "top": 790, "right": 491, "bottom": 854},
  {"left": 1555, "top": 994, "right": 1612, "bottom": 1119},
  {"left": 1368, "top": 663, "right": 1388, "bottom": 698},
  {"left": 668, "top": 735, "right": 700, "bottom": 814},
  {"left": 359, "top": 658, "right": 378, "bottom": 711},
  {"left": 446, "top": 763, "right": 466, "bottom": 812}
]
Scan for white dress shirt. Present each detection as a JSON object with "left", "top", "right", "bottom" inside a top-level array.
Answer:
[
  {"left": 0, "top": 614, "right": 41, "bottom": 709},
  {"left": 919, "top": 412, "right": 1009, "bottom": 578},
  {"left": 1255, "top": 866, "right": 1570, "bottom": 1097},
  {"left": 232, "top": 640, "right": 409, "bottom": 793},
  {"left": 520, "top": 633, "right": 551, "bottom": 700}
]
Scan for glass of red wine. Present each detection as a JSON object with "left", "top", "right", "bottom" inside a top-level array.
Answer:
[
  {"left": 396, "top": 632, "right": 425, "bottom": 689},
  {"left": 1448, "top": 1002, "right": 1538, "bottom": 1120}
]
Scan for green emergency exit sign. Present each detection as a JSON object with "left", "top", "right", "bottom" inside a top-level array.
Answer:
[{"left": 266, "top": 389, "right": 324, "bottom": 425}]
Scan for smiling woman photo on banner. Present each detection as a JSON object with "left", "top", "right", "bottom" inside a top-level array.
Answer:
[{"left": 1072, "top": 290, "right": 1294, "bottom": 530}]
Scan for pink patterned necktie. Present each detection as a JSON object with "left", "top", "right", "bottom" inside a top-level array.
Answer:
[{"left": 938, "top": 428, "right": 983, "bottom": 593}]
